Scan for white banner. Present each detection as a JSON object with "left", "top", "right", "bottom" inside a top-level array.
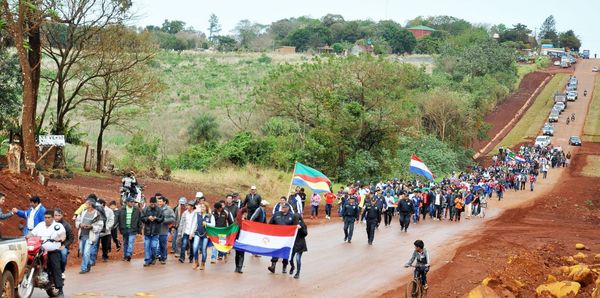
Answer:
[{"left": 38, "top": 135, "right": 65, "bottom": 147}]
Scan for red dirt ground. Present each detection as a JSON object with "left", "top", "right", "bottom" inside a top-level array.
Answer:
[
  {"left": 472, "top": 71, "right": 552, "bottom": 154},
  {"left": 382, "top": 143, "right": 600, "bottom": 297}
]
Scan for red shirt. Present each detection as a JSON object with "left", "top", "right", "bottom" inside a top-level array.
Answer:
[{"left": 325, "top": 193, "right": 336, "bottom": 204}]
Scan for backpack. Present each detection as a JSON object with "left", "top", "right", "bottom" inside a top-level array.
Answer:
[{"left": 95, "top": 207, "right": 108, "bottom": 233}]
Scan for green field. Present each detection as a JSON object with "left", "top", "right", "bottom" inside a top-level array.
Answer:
[
  {"left": 491, "top": 73, "right": 568, "bottom": 153},
  {"left": 583, "top": 75, "right": 600, "bottom": 142}
]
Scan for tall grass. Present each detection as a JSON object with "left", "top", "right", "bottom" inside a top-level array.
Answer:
[{"left": 583, "top": 75, "right": 600, "bottom": 142}]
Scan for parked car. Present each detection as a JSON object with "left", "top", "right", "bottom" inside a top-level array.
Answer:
[
  {"left": 567, "top": 91, "right": 578, "bottom": 101},
  {"left": 535, "top": 135, "right": 551, "bottom": 147},
  {"left": 542, "top": 124, "right": 555, "bottom": 136},
  {"left": 569, "top": 136, "right": 582, "bottom": 146},
  {"left": 0, "top": 237, "right": 28, "bottom": 298},
  {"left": 593, "top": 67, "right": 599, "bottom": 72},
  {"left": 554, "top": 102, "right": 566, "bottom": 112},
  {"left": 548, "top": 110, "right": 559, "bottom": 122}
]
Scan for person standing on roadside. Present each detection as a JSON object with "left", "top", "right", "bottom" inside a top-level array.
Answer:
[
  {"left": 96, "top": 199, "right": 115, "bottom": 263},
  {"left": 108, "top": 201, "right": 121, "bottom": 252},
  {"left": 267, "top": 203, "right": 298, "bottom": 274},
  {"left": 397, "top": 194, "right": 414, "bottom": 232},
  {"left": 310, "top": 192, "right": 321, "bottom": 219},
  {"left": 54, "top": 208, "right": 73, "bottom": 279},
  {"left": 171, "top": 197, "right": 186, "bottom": 255},
  {"left": 342, "top": 196, "right": 359, "bottom": 243},
  {"left": 141, "top": 196, "right": 164, "bottom": 267},
  {"left": 14, "top": 195, "right": 46, "bottom": 236},
  {"left": 190, "top": 202, "right": 214, "bottom": 270},
  {"left": 117, "top": 197, "right": 142, "bottom": 262},
  {"left": 324, "top": 191, "right": 336, "bottom": 220},
  {"left": 361, "top": 195, "right": 381, "bottom": 245},
  {"left": 289, "top": 216, "right": 307, "bottom": 279},
  {"left": 243, "top": 186, "right": 262, "bottom": 220},
  {"left": 76, "top": 197, "right": 104, "bottom": 274},
  {"left": 178, "top": 200, "right": 197, "bottom": 263},
  {"left": 157, "top": 197, "right": 175, "bottom": 264},
  {"left": 0, "top": 192, "right": 15, "bottom": 221}
]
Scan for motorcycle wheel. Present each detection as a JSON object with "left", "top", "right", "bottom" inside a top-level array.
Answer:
[
  {"left": 16, "top": 268, "right": 34, "bottom": 298},
  {"left": 45, "top": 287, "right": 60, "bottom": 298}
]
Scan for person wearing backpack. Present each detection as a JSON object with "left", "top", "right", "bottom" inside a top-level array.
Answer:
[
  {"left": 88, "top": 196, "right": 110, "bottom": 266},
  {"left": 243, "top": 186, "right": 262, "bottom": 219}
]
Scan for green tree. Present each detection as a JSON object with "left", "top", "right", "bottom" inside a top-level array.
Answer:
[
  {"left": 233, "top": 19, "right": 267, "bottom": 49},
  {"left": 207, "top": 14, "right": 221, "bottom": 42},
  {"left": 559, "top": 30, "right": 581, "bottom": 51},
  {"left": 187, "top": 113, "right": 220, "bottom": 144},
  {"left": 214, "top": 35, "right": 238, "bottom": 51},
  {"left": 539, "top": 15, "right": 558, "bottom": 45},
  {"left": 499, "top": 23, "right": 532, "bottom": 48},
  {"left": 378, "top": 21, "right": 416, "bottom": 54},
  {"left": 161, "top": 19, "right": 186, "bottom": 34},
  {"left": 0, "top": 49, "right": 21, "bottom": 131}
]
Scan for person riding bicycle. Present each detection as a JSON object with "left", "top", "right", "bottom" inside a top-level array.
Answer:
[{"left": 405, "top": 240, "right": 430, "bottom": 290}]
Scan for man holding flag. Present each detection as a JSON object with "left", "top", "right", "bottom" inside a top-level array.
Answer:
[
  {"left": 409, "top": 154, "right": 435, "bottom": 182},
  {"left": 267, "top": 204, "right": 298, "bottom": 274}
]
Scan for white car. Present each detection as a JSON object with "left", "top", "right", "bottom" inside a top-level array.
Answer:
[
  {"left": 567, "top": 91, "right": 577, "bottom": 101},
  {"left": 554, "top": 102, "right": 566, "bottom": 112},
  {"left": 534, "top": 136, "right": 551, "bottom": 147},
  {"left": 593, "top": 67, "right": 599, "bottom": 72}
]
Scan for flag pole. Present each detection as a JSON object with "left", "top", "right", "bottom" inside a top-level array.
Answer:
[{"left": 286, "top": 162, "right": 297, "bottom": 200}]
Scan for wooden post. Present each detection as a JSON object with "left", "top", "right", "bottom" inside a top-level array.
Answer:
[
  {"left": 90, "top": 149, "right": 96, "bottom": 172},
  {"left": 83, "top": 145, "right": 90, "bottom": 172}
]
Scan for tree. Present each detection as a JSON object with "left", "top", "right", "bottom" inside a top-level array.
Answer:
[
  {"left": 39, "top": 0, "right": 132, "bottom": 168},
  {"left": 187, "top": 113, "right": 220, "bottom": 144},
  {"left": 161, "top": 19, "right": 185, "bottom": 34},
  {"left": 559, "top": 30, "right": 581, "bottom": 51},
  {"left": 233, "top": 19, "right": 266, "bottom": 49},
  {"left": 420, "top": 88, "right": 475, "bottom": 144},
  {"left": 208, "top": 14, "right": 221, "bottom": 42},
  {"left": 0, "top": 0, "right": 48, "bottom": 165},
  {"left": 80, "top": 26, "right": 160, "bottom": 172},
  {"left": 214, "top": 35, "right": 238, "bottom": 51},
  {"left": 321, "top": 14, "right": 344, "bottom": 27},
  {"left": 0, "top": 48, "right": 21, "bottom": 132},
  {"left": 539, "top": 15, "right": 558, "bottom": 45},
  {"left": 378, "top": 21, "right": 416, "bottom": 54},
  {"left": 499, "top": 23, "right": 532, "bottom": 48}
]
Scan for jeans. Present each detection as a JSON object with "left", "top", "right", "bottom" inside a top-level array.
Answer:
[
  {"left": 180, "top": 234, "right": 194, "bottom": 261},
  {"left": 59, "top": 248, "right": 69, "bottom": 273},
  {"left": 290, "top": 251, "right": 303, "bottom": 275},
  {"left": 414, "top": 266, "right": 429, "bottom": 285},
  {"left": 144, "top": 235, "right": 159, "bottom": 264},
  {"left": 171, "top": 228, "right": 178, "bottom": 252},
  {"left": 311, "top": 205, "right": 319, "bottom": 217},
  {"left": 343, "top": 217, "right": 355, "bottom": 241},
  {"left": 193, "top": 235, "right": 209, "bottom": 263},
  {"left": 211, "top": 247, "right": 225, "bottom": 261},
  {"left": 158, "top": 235, "right": 168, "bottom": 261},
  {"left": 122, "top": 231, "right": 136, "bottom": 258},
  {"left": 413, "top": 207, "right": 420, "bottom": 223},
  {"left": 325, "top": 204, "right": 332, "bottom": 217},
  {"left": 89, "top": 240, "right": 99, "bottom": 265},
  {"left": 79, "top": 238, "right": 93, "bottom": 272}
]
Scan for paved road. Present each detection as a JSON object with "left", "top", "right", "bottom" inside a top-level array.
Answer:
[{"left": 32, "top": 60, "right": 598, "bottom": 298}]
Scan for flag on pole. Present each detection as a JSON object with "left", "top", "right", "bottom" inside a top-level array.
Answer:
[
  {"left": 409, "top": 154, "right": 435, "bottom": 182},
  {"left": 233, "top": 220, "right": 298, "bottom": 259},
  {"left": 292, "top": 162, "right": 332, "bottom": 193},
  {"left": 206, "top": 224, "right": 240, "bottom": 253},
  {"left": 507, "top": 152, "right": 526, "bottom": 163}
]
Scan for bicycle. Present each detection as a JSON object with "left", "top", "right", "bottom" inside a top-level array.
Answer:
[{"left": 405, "top": 265, "right": 428, "bottom": 298}]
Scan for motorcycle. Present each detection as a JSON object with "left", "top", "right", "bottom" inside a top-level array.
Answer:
[
  {"left": 17, "top": 237, "right": 61, "bottom": 298},
  {"left": 119, "top": 185, "right": 144, "bottom": 206}
]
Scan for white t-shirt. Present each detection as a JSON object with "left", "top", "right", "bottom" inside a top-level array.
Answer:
[
  {"left": 27, "top": 205, "right": 41, "bottom": 230},
  {"left": 30, "top": 221, "right": 66, "bottom": 251}
]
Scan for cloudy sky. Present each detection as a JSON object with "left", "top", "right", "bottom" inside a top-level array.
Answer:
[{"left": 133, "top": 0, "right": 600, "bottom": 54}]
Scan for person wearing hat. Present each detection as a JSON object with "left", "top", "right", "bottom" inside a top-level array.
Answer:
[
  {"left": 76, "top": 196, "right": 104, "bottom": 273},
  {"left": 267, "top": 202, "right": 298, "bottom": 274},
  {"left": 117, "top": 196, "right": 142, "bottom": 262},
  {"left": 171, "top": 197, "right": 187, "bottom": 255},
  {"left": 178, "top": 200, "right": 197, "bottom": 263},
  {"left": 243, "top": 186, "right": 262, "bottom": 219},
  {"left": 249, "top": 199, "right": 269, "bottom": 223}
]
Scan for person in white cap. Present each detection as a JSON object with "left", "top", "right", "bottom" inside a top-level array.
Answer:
[{"left": 243, "top": 186, "right": 262, "bottom": 219}]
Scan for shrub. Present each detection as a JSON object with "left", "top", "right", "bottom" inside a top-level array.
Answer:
[
  {"left": 187, "top": 113, "right": 220, "bottom": 144},
  {"left": 121, "top": 133, "right": 161, "bottom": 169}
]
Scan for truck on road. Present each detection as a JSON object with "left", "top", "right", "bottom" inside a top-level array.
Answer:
[
  {"left": 582, "top": 50, "right": 590, "bottom": 59},
  {"left": 0, "top": 237, "right": 28, "bottom": 298}
]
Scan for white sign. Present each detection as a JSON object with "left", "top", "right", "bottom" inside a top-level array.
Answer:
[{"left": 38, "top": 135, "right": 66, "bottom": 147}]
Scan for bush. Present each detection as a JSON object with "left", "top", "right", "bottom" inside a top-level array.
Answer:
[
  {"left": 337, "top": 150, "right": 380, "bottom": 183},
  {"left": 187, "top": 113, "right": 220, "bottom": 144},
  {"left": 257, "top": 53, "right": 272, "bottom": 64},
  {"left": 118, "top": 133, "right": 161, "bottom": 170}
]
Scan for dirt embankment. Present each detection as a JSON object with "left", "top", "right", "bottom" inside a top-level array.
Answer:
[
  {"left": 386, "top": 143, "right": 600, "bottom": 297},
  {"left": 472, "top": 71, "right": 552, "bottom": 155}
]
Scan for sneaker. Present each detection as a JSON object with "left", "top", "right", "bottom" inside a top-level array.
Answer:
[
  {"left": 424, "top": 284, "right": 429, "bottom": 290},
  {"left": 78, "top": 270, "right": 88, "bottom": 274},
  {"left": 160, "top": 260, "right": 166, "bottom": 265},
  {"left": 126, "top": 256, "right": 131, "bottom": 262},
  {"left": 61, "top": 273, "right": 65, "bottom": 279},
  {"left": 151, "top": 258, "right": 157, "bottom": 265},
  {"left": 210, "top": 259, "right": 216, "bottom": 264},
  {"left": 178, "top": 258, "right": 184, "bottom": 263},
  {"left": 143, "top": 263, "right": 150, "bottom": 267}
]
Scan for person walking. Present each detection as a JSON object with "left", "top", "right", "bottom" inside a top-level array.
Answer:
[
  {"left": 397, "top": 194, "right": 414, "bottom": 232},
  {"left": 211, "top": 202, "right": 233, "bottom": 263},
  {"left": 249, "top": 200, "right": 268, "bottom": 223},
  {"left": 178, "top": 200, "right": 197, "bottom": 263},
  {"left": 190, "top": 202, "right": 215, "bottom": 270},
  {"left": 53, "top": 208, "right": 73, "bottom": 280},
  {"left": 141, "top": 196, "right": 164, "bottom": 267},
  {"left": 96, "top": 199, "right": 115, "bottom": 263},
  {"left": 14, "top": 195, "right": 46, "bottom": 236},
  {"left": 288, "top": 187, "right": 304, "bottom": 215},
  {"left": 289, "top": 216, "right": 307, "bottom": 279},
  {"left": 117, "top": 197, "right": 142, "bottom": 262},
  {"left": 108, "top": 201, "right": 121, "bottom": 252},
  {"left": 383, "top": 192, "right": 396, "bottom": 227},
  {"left": 243, "top": 186, "right": 262, "bottom": 219},
  {"left": 529, "top": 174, "right": 537, "bottom": 191},
  {"left": 310, "top": 193, "right": 321, "bottom": 219},
  {"left": 75, "top": 197, "right": 104, "bottom": 274},
  {"left": 453, "top": 194, "right": 464, "bottom": 222},
  {"left": 158, "top": 197, "right": 175, "bottom": 264},
  {"left": 463, "top": 191, "right": 473, "bottom": 220},
  {"left": 234, "top": 206, "right": 248, "bottom": 273},
  {"left": 267, "top": 203, "right": 298, "bottom": 274},
  {"left": 324, "top": 191, "right": 335, "bottom": 220},
  {"left": 342, "top": 196, "right": 359, "bottom": 243},
  {"left": 361, "top": 195, "right": 381, "bottom": 245},
  {"left": 479, "top": 194, "right": 487, "bottom": 219},
  {"left": 171, "top": 197, "right": 186, "bottom": 255},
  {"left": 273, "top": 196, "right": 294, "bottom": 214}
]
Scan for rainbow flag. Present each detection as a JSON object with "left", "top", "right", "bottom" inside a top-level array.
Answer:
[
  {"left": 292, "top": 162, "right": 332, "bottom": 193},
  {"left": 206, "top": 224, "right": 240, "bottom": 253}
]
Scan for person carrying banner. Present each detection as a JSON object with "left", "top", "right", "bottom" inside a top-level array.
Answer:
[{"left": 267, "top": 203, "right": 298, "bottom": 274}]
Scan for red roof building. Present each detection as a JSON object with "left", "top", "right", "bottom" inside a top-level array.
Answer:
[{"left": 408, "top": 25, "right": 435, "bottom": 39}]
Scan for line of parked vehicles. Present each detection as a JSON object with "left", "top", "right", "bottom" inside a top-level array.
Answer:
[{"left": 540, "top": 75, "right": 582, "bottom": 147}]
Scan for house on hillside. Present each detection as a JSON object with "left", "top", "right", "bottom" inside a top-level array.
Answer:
[
  {"left": 407, "top": 25, "right": 435, "bottom": 39},
  {"left": 317, "top": 45, "right": 334, "bottom": 54},
  {"left": 275, "top": 46, "right": 296, "bottom": 54},
  {"left": 348, "top": 44, "right": 374, "bottom": 56}
]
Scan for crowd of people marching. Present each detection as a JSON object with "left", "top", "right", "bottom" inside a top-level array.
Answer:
[{"left": 0, "top": 144, "right": 567, "bottom": 296}]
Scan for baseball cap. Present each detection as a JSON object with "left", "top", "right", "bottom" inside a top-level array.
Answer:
[
  {"left": 195, "top": 192, "right": 204, "bottom": 198},
  {"left": 178, "top": 197, "right": 187, "bottom": 204},
  {"left": 260, "top": 200, "right": 269, "bottom": 206},
  {"left": 251, "top": 186, "right": 257, "bottom": 190}
]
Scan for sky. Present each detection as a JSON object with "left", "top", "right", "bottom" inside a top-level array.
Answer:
[{"left": 132, "top": 0, "right": 600, "bottom": 55}]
